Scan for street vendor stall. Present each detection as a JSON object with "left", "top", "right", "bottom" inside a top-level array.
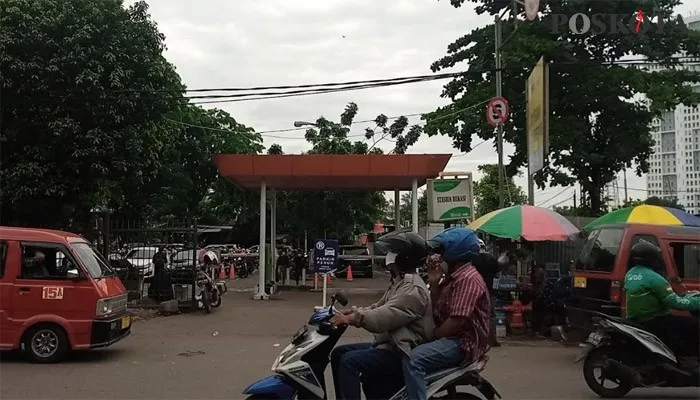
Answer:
[{"left": 468, "top": 205, "right": 579, "bottom": 338}]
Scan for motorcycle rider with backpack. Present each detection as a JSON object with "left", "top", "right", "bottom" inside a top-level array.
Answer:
[
  {"left": 624, "top": 241, "right": 700, "bottom": 366},
  {"left": 329, "top": 231, "right": 434, "bottom": 400}
]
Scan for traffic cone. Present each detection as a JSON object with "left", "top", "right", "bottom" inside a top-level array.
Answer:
[
  {"left": 229, "top": 264, "right": 236, "bottom": 279},
  {"left": 346, "top": 266, "right": 353, "bottom": 282},
  {"left": 218, "top": 266, "right": 227, "bottom": 279}
]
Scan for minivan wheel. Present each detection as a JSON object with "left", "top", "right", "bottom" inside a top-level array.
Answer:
[{"left": 24, "top": 324, "right": 69, "bottom": 363}]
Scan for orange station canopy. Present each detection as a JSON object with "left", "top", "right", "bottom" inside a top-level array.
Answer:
[{"left": 213, "top": 154, "right": 451, "bottom": 191}]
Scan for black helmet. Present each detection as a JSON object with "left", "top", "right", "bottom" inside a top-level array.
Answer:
[
  {"left": 374, "top": 231, "right": 427, "bottom": 271},
  {"left": 630, "top": 241, "right": 662, "bottom": 270}
]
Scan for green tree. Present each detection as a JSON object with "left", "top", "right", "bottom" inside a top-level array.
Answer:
[
  {"left": 473, "top": 164, "right": 527, "bottom": 216},
  {"left": 0, "top": 0, "right": 183, "bottom": 227},
  {"left": 424, "top": 0, "right": 700, "bottom": 215},
  {"left": 267, "top": 103, "right": 419, "bottom": 243},
  {"left": 143, "top": 106, "right": 263, "bottom": 220},
  {"left": 384, "top": 192, "right": 428, "bottom": 227}
]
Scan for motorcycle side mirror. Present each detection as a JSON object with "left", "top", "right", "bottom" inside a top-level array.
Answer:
[{"left": 333, "top": 291, "right": 348, "bottom": 307}]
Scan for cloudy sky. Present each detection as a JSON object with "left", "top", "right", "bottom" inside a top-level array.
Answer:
[{"left": 138, "top": 0, "right": 698, "bottom": 208}]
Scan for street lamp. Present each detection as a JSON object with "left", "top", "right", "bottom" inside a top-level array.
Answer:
[{"left": 293, "top": 121, "right": 316, "bottom": 128}]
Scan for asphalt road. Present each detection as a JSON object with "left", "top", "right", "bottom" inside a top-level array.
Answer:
[{"left": 1, "top": 272, "right": 698, "bottom": 399}]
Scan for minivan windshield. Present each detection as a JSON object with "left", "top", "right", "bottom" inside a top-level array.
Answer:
[{"left": 72, "top": 242, "right": 116, "bottom": 278}]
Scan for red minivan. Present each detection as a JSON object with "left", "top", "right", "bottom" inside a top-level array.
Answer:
[
  {"left": 0, "top": 227, "right": 131, "bottom": 362},
  {"left": 570, "top": 223, "right": 700, "bottom": 321}
]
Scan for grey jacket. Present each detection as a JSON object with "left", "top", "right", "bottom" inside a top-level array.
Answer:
[{"left": 351, "top": 273, "right": 434, "bottom": 357}]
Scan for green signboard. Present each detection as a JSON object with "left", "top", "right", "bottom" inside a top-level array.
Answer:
[{"left": 426, "top": 175, "right": 475, "bottom": 222}]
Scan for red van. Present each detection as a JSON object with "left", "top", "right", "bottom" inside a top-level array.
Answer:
[
  {"left": 570, "top": 223, "right": 700, "bottom": 319},
  {"left": 0, "top": 227, "right": 131, "bottom": 362}
]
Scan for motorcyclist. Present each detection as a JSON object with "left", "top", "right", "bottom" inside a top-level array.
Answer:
[
  {"left": 624, "top": 241, "right": 700, "bottom": 363},
  {"left": 329, "top": 231, "right": 434, "bottom": 400},
  {"left": 404, "top": 227, "right": 491, "bottom": 400}
]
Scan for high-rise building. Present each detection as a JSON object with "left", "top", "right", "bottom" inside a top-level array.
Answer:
[{"left": 646, "top": 13, "right": 700, "bottom": 214}]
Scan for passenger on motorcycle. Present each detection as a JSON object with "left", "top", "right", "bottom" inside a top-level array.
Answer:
[
  {"left": 404, "top": 228, "right": 491, "bottom": 400},
  {"left": 624, "top": 241, "right": 700, "bottom": 362},
  {"left": 329, "top": 231, "right": 434, "bottom": 400}
]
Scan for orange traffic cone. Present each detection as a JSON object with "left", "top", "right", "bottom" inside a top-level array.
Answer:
[
  {"left": 346, "top": 266, "right": 353, "bottom": 282},
  {"left": 229, "top": 264, "right": 236, "bottom": 279},
  {"left": 218, "top": 266, "right": 227, "bottom": 279}
]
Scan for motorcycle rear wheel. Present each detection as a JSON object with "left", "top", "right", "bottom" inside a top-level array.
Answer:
[{"left": 583, "top": 346, "right": 633, "bottom": 398}]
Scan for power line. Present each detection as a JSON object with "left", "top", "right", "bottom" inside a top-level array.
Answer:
[
  {"left": 166, "top": 99, "right": 491, "bottom": 144},
  {"left": 537, "top": 186, "right": 574, "bottom": 207},
  {"left": 107, "top": 56, "right": 699, "bottom": 96}
]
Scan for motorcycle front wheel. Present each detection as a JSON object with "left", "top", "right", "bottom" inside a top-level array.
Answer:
[
  {"left": 583, "top": 346, "right": 633, "bottom": 398},
  {"left": 211, "top": 292, "right": 222, "bottom": 308},
  {"left": 201, "top": 291, "right": 212, "bottom": 314}
]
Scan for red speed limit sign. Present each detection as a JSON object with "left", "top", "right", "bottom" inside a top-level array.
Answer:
[{"left": 486, "top": 97, "right": 510, "bottom": 127}]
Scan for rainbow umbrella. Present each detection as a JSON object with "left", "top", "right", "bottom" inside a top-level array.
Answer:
[
  {"left": 584, "top": 204, "right": 700, "bottom": 231},
  {"left": 468, "top": 205, "right": 579, "bottom": 241}
]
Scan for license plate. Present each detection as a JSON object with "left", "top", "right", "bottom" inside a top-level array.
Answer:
[
  {"left": 121, "top": 316, "right": 131, "bottom": 329},
  {"left": 574, "top": 276, "right": 587, "bottom": 288},
  {"left": 587, "top": 331, "right": 603, "bottom": 345}
]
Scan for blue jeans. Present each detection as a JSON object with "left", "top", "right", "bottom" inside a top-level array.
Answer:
[
  {"left": 403, "top": 338, "right": 464, "bottom": 400},
  {"left": 330, "top": 342, "right": 403, "bottom": 400}
]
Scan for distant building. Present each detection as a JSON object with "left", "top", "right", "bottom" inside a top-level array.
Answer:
[{"left": 645, "top": 13, "right": 700, "bottom": 214}]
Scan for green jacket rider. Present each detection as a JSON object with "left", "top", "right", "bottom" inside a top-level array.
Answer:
[{"left": 624, "top": 242, "right": 700, "bottom": 320}]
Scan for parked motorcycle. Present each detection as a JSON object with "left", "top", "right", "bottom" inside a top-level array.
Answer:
[
  {"left": 236, "top": 257, "right": 250, "bottom": 278},
  {"left": 195, "top": 265, "right": 221, "bottom": 314},
  {"left": 243, "top": 291, "right": 500, "bottom": 399},
  {"left": 576, "top": 309, "right": 699, "bottom": 398}
]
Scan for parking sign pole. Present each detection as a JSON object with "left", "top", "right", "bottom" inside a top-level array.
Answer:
[{"left": 495, "top": 14, "right": 505, "bottom": 209}]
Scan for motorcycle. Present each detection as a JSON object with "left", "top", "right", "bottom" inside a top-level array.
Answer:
[
  {"left": 195, "top": 264, "right": 222, "bottom": 314},
  {"left": 236, "top": 257, "right": 250, "bottom": 278},
  {"left": 243, "top": 291, "right": 501, "bottom": 400},
  {"left": 576, "top": 307, "right": 700, "bottom": 398}
]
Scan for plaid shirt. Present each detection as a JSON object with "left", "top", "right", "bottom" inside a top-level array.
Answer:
[{"left": 434, "top": 263, "right": 491, "bottom": 362}]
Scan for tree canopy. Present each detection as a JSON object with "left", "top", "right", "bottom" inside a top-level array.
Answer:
[
  {"left": 423, "top": 0, "right": 700, "bottom": 216},
  {"left": 0, "top": 0, "right": 263, "bottom": 230},
  {"left": 619, "top": 196, "right": 686, "bottom": 210},
  {"left": 473, "top": 164, "right": 527, "bottom": 216}
]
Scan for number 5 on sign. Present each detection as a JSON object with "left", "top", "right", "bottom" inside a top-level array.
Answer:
[{"left": 42, "top": 287, "right": 64, "bottom": 299}]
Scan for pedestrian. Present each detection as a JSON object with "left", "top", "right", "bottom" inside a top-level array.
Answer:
[{"left": 530, "top": 261, "right": 548, "bottom": 337}]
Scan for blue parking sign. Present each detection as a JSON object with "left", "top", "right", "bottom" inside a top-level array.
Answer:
[{"left": 313, "top": 239, "right": 339, "bottom": 273}]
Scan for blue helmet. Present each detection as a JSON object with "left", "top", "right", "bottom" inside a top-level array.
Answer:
[{"left": 427, "top": 228, "right": 480, "bottom": 264}]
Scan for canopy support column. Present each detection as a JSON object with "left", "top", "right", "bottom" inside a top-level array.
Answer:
[
  {"left": 411, "top": 178, "right": 418, "bottom": 233},
  {"left": 271, "top": 188, "right": 277, "bottom": 283},
  {"left": 394, "top": 190, "right": 400, "bottom": 227},
  {"left": 254, "top": 180, "right": 269, "bottom": 300}
]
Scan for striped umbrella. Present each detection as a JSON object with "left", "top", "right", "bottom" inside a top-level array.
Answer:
[
  {"left": 584, "top": 204, "right": 700, "bottom": 231},
  {"left": 468, "top": 205, "right": 579, "bottom": 241}
]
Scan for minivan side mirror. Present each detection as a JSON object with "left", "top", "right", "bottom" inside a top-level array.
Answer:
[{"left": 67, "top": 269, "right": 84, "bottom": 281}]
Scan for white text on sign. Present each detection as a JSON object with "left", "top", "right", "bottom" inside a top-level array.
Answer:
[{"left": 42, "top": 287, "right": 64, "bottom": 300}]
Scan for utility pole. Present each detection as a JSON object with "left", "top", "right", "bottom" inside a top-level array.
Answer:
[
  {"left": 623, "top": 170, "right": 628, "bottom": 203},
  {"left": 495, "top": 15, "right": 505, "bottom": 209}
]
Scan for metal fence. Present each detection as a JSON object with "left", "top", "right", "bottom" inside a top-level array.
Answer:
[{"left": 103, "top": 217, "right": 199, "bottom": 308}]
